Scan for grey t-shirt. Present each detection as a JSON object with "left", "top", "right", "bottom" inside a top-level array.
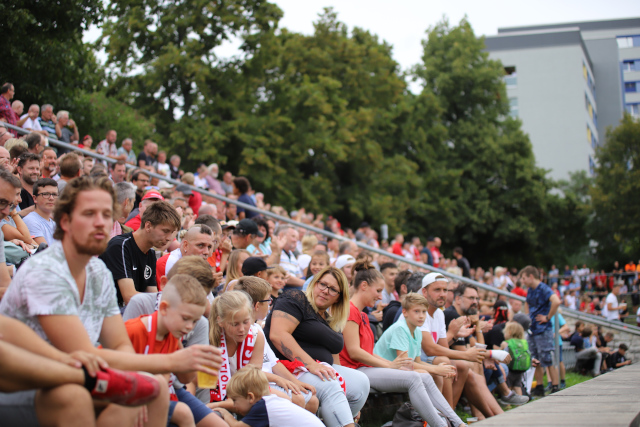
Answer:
[
  {"left": 0, "top": 241, "right": 120, "bottom": 345},
  {"left": 23, "top": 212, "right": 56, "bottom": 245}
]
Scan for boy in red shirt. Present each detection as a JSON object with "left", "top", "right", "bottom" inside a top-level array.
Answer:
[{"left": 126, "top": 274, "right": 217, "bottom": 427}]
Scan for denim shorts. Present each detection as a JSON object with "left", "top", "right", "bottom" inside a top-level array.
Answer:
[
  {"left": 175, "top": 387, "right": 216, "bottom": 423},
  {"left": 528, "top": 329, "right": 554, "bottom": 367}
]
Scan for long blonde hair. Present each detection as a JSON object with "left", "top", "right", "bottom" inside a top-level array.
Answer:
[
  {"left": 224, "top": 249, "right": 250, "bottom": 291},
  {"left": 209, "top": 291, "right": 254, "bottom": 347},
  {"left": 305, "top": 266, "right": 350, "bottom": 332}
]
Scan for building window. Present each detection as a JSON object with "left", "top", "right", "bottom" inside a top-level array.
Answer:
[
  {"left": 586, "top": 125, "right": 592, "bottom": 145},
  {"left": 622, "top": 60, "right": 640, "bottom": 72},
  {"left": 583, "top": 61, "right": 596, "bottom": 97},
  {"left": 589, "top": 156, "right": 595, "bottom": 176},
  {"left": 627, "top": 103, "right": 640, "bottom": 118},
  {"left": 585, "top": 93, "right": 595, "bottom": 121},
  {"left": 504, "top": 66, "right": 517, "bottom": 88},
  {"left": 509, "top": 97, "right": 518, "bottom": 117},
  {"left": 625, "top": 82, "right": 638, "bottom": 93},
  {"left": 617, "top": 35, "right": 640, "bottom": 48}
]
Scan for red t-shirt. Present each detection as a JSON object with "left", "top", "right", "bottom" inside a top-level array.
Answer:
[
  {"left": 391, "top": 242, "right": 403, "bottom": 256},
  {"left": 512, "top": 287, "right": 527, "bottom": 297},
  {"left": 156, "top": 253, "right": 170, "bottom": 289},
  {"left": 125, "top": 214, "right": 142, "bottom": 231},
  {"left": 189, "top": 192, "right": 202, "bottom": 216},
  {"left": 339, "top": 302, "right": 374, "bottom": 369},
  {"left": 125, "top": 315, "right": 180, "bottom": 355}
]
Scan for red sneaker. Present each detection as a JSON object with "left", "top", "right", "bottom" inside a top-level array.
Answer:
[{"left": 91, "top": 368, "right": 160, "bottom": 406}]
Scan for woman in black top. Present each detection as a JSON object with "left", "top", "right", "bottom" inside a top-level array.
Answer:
[{"left": 264, "top": 266, "right": 370, "bottom": 427}]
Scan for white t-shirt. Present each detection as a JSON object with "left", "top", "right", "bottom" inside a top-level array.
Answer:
[
  {"left": 165, "top": 248, "right": 182, "bottom": 277},
  {"left": 256, "top": 325, "right": 278, "bottom": 374},
  {"left": 601, "top": 293, "right": 619, "bottom": 321},
  {"left": 241, "top": 394, "right": 324, "bottom": 427},
  {"left": 565, "top": 295, "right": 577, "bottom": 310},
  {"left": 297, "top": 253, "right": 311, "bottom": 272},
  {"left": 21, "top": 114, "right": 43, "bottom": 132},
  {"left": 420, "top": 308, "right": 447, "bottom": 346},
  {"left": 636, "top": 306, "right": 640, "bottom": 324}
]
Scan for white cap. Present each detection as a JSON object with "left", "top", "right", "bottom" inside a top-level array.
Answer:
[
  {"left": 335, "top": 255, "right": 356, "bottom": 270},
  {"left": 421, "top": 272, "right": 449, "bottom": 289}
]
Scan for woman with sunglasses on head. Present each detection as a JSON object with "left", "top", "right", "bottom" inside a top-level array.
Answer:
[{"left": 263, "top": 266, "right": 370, "bottom": 427}]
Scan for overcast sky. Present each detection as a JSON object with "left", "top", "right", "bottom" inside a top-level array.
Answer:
[{"left": 87, "top": 0, "right": 640, "bottom": 72}]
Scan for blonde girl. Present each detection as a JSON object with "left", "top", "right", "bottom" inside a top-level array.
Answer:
[
  {"left": 265, "top": 265, "right": 288, "bottom": 302},
  {"left": 303, "top": 251, "right": 330, "bottom": 290},
  {"left": 223, "top": 249, "right": 250, "bottom": 292},
  {"left": 207, "top": 291, "right": 265, "bottom": 409}
]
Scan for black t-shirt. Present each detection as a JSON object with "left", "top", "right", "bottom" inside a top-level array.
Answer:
[
  {"left": 19, "top": 188, "right": 34, "bottom": 210},
  {"left": 99, "top": 232, "right": 157, "bottom": 306},
  {"left": 609, "top": 351, "right": 627, "bottom": 369},
  {"left": 264, "top": 290, "right": 344, "bottom": 365},
  {"left": 137, "top": 152, "right": 157, "bottom": 170},
  {"left": 570, "top": 332, "right": 584, "bottom": 352},
  {"left": 443, "top": 306, "right": 468, "bottom": 347},
  {"left": 382, "top": 300, "right": 402, "bottom": 332},
  {"left": 485, "top": 322, "right": 507, "bottom": 350},
  {"left": 170, "top": 165, "right": 181, "bottom": 180},
  {"left": 458, "top": 256, "right": 471, "bottom": 278}
]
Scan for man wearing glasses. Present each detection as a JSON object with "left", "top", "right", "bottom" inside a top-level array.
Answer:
[{"left": 23, "top": 178, "right": 58, "bottom": 246}]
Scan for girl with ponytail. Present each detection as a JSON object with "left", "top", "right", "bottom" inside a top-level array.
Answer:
[{"left": 206, "top": 291, "right": 265, "bottom": 409}]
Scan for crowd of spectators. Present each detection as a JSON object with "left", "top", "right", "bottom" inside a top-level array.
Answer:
[{"left": 0, "top": 82, "right": 634, "bottom": 426}]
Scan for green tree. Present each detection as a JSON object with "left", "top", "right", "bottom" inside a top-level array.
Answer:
[
  {"left": 591, "top": 114, "right": 640, "bottom": 266},
  {"left": 73, "top": 91, "right": 160, "bottom": 152},
  {"left": 411, "top": 18, "right": 567, "bottom": 266},
  {"left": 100, "top": 0, "right": 283, "bottom": 142},
  {"left": 224, "top": 9, "right": 421, "bottom": 231},
  {"left": 0, "top": 0, "right": 103, "bottom": 109}
]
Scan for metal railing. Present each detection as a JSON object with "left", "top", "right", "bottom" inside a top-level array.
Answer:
[{"left": 4, "top": 122, "right": 640, "bottom": 339}]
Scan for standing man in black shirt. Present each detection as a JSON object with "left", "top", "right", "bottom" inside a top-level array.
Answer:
[
  {"left": 100, "top": 200, "right": 181, "bottom": 307},
  {"left": 452, "top": 247, "right": 471, "bottom": 278}
]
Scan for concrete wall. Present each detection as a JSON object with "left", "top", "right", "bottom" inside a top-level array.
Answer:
[
  {"left": 489, "top": 44, "right": 595, "bottom": 180},
  {"left": 584, "top": 38, "right": 624, "bottom": 138}
]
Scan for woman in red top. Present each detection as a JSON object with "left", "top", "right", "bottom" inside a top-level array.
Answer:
[{"left": 339, "top": 261, "right": 465, "bottom": 427}]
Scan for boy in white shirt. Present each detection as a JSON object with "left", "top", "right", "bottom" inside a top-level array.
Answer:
[{"left": 216, "top": 366, "right": 323, "bottom": 427}]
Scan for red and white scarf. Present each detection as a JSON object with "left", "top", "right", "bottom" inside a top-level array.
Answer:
[
  {"left": 209, "top": 324, "right": 258, "bottom": 402},
  {"left": 279, "top": 359, "right": 346, "bottom": 394}
]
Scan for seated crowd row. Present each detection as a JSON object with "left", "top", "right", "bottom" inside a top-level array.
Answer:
[{"left": 0, "top": 85, "right": 632, "bottom": 427}]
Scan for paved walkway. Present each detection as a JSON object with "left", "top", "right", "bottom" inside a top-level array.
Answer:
[{"left": 474, "top": 364, "right": 640, "bottom": 427}]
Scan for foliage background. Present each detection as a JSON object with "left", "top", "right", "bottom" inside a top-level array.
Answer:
[{"left": 2, "top": 1, "right": 634, "bottom": 269}]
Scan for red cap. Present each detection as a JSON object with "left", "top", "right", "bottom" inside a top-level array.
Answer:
[{"left": 142, "top": 190, "right": 164, "bottom": 201}]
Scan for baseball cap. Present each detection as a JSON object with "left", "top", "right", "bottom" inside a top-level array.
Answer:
[
  {"left": 335, "top": 254, "right": 356, "bottom": 270},
  {"left": 242, "top": 257, "right": 271, "bottom": 276},
  {"left": 421, "top": 272, "right": 449, "bottom": 289},
  {"left": 175, "top": 184, "right": 193, "bottom": 196},
  {"left": 235, "top": 219, "right": 264, "bottom": 237},
  {"left": 141, "top": 190, "right": 164, "bottom": 201},
  {"left": 512, "top": 313, "right": 531, "bottom": 332},
  {"left": 221, "top": 220, "right": 238, "bottom": 230}
]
